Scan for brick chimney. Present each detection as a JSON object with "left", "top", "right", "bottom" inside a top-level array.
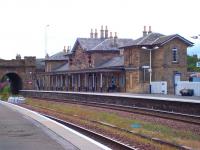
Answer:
[
  {"left": 90, "top": 29, "right": 94, "bottom": 38},
  {"left": 110, "top": 32, "right": 113, "bottom": 38},
  {"left": 114, "top": 32, "right": 118, "bottom": 46},
  {"left": 148, "top": 26, "right": 152, "bottom": 34},
  {"left": 105, "top": 26, "right": 108, "bottom": 39},
  {"left": 45, "top": 53, "right": 49, "bottom": 59},
  {"left": 100, "top": 25, "right": 104, "bottom": 39},
  {"left": 143, "top": 26, "right": 147, "bottom": 37},
  {"left": 16, "top": 54, "right": 21, "bottom": 60},
  {"left": 94, "top": 29, "right": 98, "bottom": 38},
  {"left": 67, "top": 46, "right": 70, "bottom": 53},
  {"left": 63, "top": 46, "right": 66, "bottom": 53}
]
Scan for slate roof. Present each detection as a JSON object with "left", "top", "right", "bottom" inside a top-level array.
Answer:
[
  {"left": 72, "top": 38, "right": 134, "bottom": 52},
  {"left": 97, "top": 56, "right": 124, "bottom": 68},
  {"left": 46, "top": 51, "right": 68, "bottom": 61},
  {"left": 121, "top": 33, "right": 193, "bottom": 48},
  {"left": 53, "top": 63, "right": 69, "bottom": 72},
  {"left": 36, "top": 59, "right": 45, "bottom": 70}
]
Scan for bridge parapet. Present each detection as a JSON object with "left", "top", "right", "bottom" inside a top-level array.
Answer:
[{"left": 0, "top": 60, "right": 25, "bottom": 67}]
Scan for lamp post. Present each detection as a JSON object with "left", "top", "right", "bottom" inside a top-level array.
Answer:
[
  {"left": 45, "top": 24, "right": 50, "bottom": 57},
  {"left": 141, "top": 46, "right": 159, "bottom": 93}
]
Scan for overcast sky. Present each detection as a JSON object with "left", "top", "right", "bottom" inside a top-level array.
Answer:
[{"left": 0, "top": 0, "right": 199, "bottom": 59}]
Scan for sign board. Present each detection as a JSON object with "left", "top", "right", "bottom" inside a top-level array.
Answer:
[{"left": 196, "top": 62, "right": 200, "bottom": 67}]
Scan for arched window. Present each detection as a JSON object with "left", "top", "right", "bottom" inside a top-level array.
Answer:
[{"left": 172, "top": 48, "right": 178, "bottom": 62}]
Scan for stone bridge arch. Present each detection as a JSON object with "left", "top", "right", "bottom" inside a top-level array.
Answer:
[
  {"left": 0, "top": 56, "right": 36, "bottom": 94},
  {"left": 1, "top": 72, "right": 23, "bottom": 94}
]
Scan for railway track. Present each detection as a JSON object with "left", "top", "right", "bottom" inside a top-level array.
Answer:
[
  {"left": 39, "top": 97, "right": 200, "bottom": 125},
  {"left": 43, "top": 114, "right": 137, "bottom": 150},
  {"left": 21, "top": 99, "right": 195, "bottom": 150}
]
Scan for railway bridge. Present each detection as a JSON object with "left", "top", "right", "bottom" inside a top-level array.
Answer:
[{"left": 0, "top": 56, "right": 36, "bottom": 94}]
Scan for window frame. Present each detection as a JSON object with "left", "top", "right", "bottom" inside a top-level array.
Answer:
[{"left": 172, "top": 48, "right": 178, "bottom": 63}]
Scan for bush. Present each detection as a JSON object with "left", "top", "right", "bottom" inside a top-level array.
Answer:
[{"left": 0, "top": 85, "right": 11, "bottom": 101}]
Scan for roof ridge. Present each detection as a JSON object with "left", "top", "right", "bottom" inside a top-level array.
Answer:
[
  {"left": 91, "top": 39, "right": 110, "bottom": 50},
  {"left": 136, "top": 33, "right": 152, "bottom": 45},
  {"left": 151, "top": 36, "right": 160, "bottom": 44}
]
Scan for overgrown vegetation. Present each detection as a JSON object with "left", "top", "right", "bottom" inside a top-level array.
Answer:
[
  {"left": 187, "top": 55, "right": 200, "bottom": 72},
  {"left": 0, "top": 81, "right": 11, "bottom": 100},
  {"left": 25, "top": 99, "right": 200, "bottom": 149}
]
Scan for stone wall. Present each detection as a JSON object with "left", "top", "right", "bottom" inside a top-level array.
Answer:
[
  {"left": 123, "top": 37, "right": 189, "bottom": 94},
  {"left": 0, "top": 57, "right": 36, "bottom": 91},
  {"left": 70, "top": 43, "right": 120, "bottom": 70},
  {"left": 20, "top": 90, "right": 200, "bottom": 116}
]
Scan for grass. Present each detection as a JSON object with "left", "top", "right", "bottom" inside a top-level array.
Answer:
[
  {"left": 25, "top": 98, "right": 200, "bottom": 149},
  {"left": 0, "top": 85, "right": 11, "bottom": 101}
]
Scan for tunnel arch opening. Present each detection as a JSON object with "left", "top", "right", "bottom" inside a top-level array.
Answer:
[{"left": 1, "top": 73, "right": 23, "bottom": 94}]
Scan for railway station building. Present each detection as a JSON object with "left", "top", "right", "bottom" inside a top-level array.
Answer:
[{"left": 35, "top": 26, "right": 193, "bottom": 94}]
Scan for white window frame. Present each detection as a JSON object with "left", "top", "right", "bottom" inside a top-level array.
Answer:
[{"left": 172, "top": 48, "right": 178, "bottom": 63}]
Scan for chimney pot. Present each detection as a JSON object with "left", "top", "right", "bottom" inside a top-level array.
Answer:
[
  {"left": 114, "top": 32, "right": 118, "bottom": 46},
  {"left": 143, "top": 26, "right": 147, "bottom": 37},
  {"left": 63, "top": 46, "right": 66, "bottom": 53},
  {"left": 105, "top": 26, "right": 108, "bottom": 39},
  {"left": 67, "top": 46, "right": 70, "bottom": 53},
  {"left": 94, "top": 29, "right": 98, "bottom": 38},
  {"left": 100, "top": 25, "right": 104, "bottom": 39},
  {"left": 90, "top": 29, "right": 94, "bottom": 38},
  {"left": 110, "top": 32, "right": 113, "bottom": 38},
  {"left": 148, "top": 26, "right": 152, "bottom": 34}
]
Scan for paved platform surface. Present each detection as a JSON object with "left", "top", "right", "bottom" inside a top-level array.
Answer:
[
  {"left": 0, "top": 101, "right": 110, "bottom": 150},
  {"left": 0, "top": 103, "right": 77, "bottom": 150}
]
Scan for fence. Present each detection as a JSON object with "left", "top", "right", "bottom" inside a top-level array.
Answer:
[{"left": 176, "top": 81, "right": 200, "bottom": 96}]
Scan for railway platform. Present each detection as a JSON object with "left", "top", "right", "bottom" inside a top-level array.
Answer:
[
  {"left": 20, "top": 90, "right": 200, "bottom": 116},
  {"left": 0, "top": 101, "right": 110, "bottom": 150}
]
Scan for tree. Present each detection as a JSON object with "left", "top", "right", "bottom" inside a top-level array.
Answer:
[{"left": 187, "top": 55, "right": 200, "bottom": 72}]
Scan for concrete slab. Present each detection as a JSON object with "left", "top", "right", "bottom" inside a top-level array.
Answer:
[{"left": 0, "top": 102, "right": 77, "bottom": 150}]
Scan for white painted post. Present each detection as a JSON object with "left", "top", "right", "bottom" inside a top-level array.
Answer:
[
  {"left": 85, "top": 74, "right": 87, "bottom": 91},
  {"left": 92, "top": 73, "right": 95, "bottom": 92},
  {"left": 61, "top": 75, "right": 63, "bottom": 90},
  {"left": 100, "top": 73, "right": 103, "bottom": 92},
  {"left": 66, "top": 74, "right": 68, "bottom": 91},
  {"left": 72, "top": 75, "right": 74, "bottom": 91},
  {"left": 78, "top": 74, "right": 81, "bottom": 91}
]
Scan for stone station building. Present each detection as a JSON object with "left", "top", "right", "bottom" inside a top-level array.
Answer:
[{"left": 35, "top": 26, "right": 193, "bottom": 94}]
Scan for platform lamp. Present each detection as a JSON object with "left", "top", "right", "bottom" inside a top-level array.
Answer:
[
  {"left": 45, "top": 24, "right": 50, "bottom": 57},
  {"left": 141, "top": 46, "right": 159, "bottom": 94}
]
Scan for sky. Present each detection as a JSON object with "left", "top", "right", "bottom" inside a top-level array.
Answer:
[{"left": 0, "top": 0, "right": 200, "bottom": 59}]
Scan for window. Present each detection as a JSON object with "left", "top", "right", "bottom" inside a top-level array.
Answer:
[
  {"left": 129, "top": 49, "right": 133, "bottom": 65},
  {"left": 172, "top": 48, "right": 178, "bottom": 62}
]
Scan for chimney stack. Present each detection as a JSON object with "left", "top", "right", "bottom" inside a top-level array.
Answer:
[
  {"left": 67, "top": 46, "right": 70, "bottom": 53},
  {"left": 105, "top": 26, "right": 108, "bottom": 39},
  {"left": 45, "top": 53, "right": 49, "bottom": 59},
  {"left": 90, "top": 29, "right": 94, "bottom": 38},
  {"left": 63, "top": 46, "right": 66, "bottom": 53},
  {"left": 148, "top": 26, "right": 152, "bottom": 34},
  {"left": 94, "top": 29, "right": 98, "bottom": 38},
  {"left": 110, "top": 32, "right": 113, "bottom": 38},
  {"left": 143, "top": 26, "right": 147, "bottom": 37},
  {"left": 100, "top": 25, "right": 104, "bottom": 39},
  {"left": 114, "top": 32, "right": 118, "bottom": 46}
]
